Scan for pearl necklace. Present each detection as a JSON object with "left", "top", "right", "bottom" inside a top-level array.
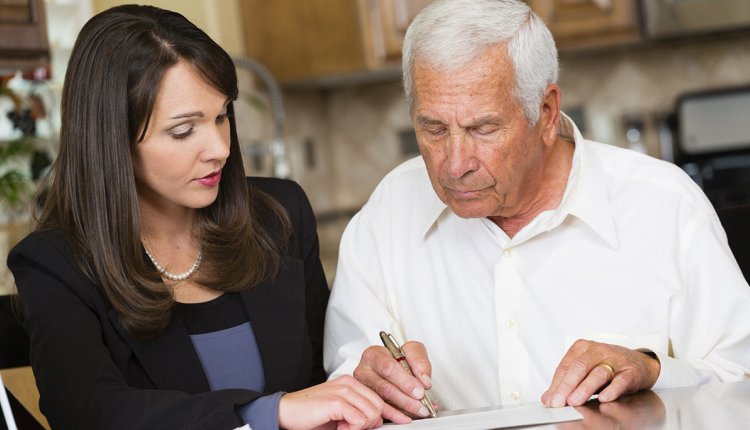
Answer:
[{"left": 144, "top": 247, "right": 203, "bottom": 282}]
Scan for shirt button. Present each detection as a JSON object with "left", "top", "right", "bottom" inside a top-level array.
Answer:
[
  {"left": 507, "top": 319, "right": 518, "bottom": 329},
  {"left": 504, "top": 248, "right": 514, "bottom": 256},
  {"left": 510, "top": 391, "right": 521, "bottom": 402}
]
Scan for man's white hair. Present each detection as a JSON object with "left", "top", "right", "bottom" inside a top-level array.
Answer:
[{"left": 402, "top": 0, "right": 558, "bottom": 125}]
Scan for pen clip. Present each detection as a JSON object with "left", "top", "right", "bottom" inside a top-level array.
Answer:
[
  {"left": 379, "top": 331, "right": 404, "bottom": 358},
  {"left": 378, "top": 330, "right": 439, "bottom": 419},
  {"left": 386, "top": 332, "right": 401, "bottom": 350}
]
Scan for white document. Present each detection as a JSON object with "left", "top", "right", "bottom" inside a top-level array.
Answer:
[{"left": 385, "top": 403, "right": 582, "bottom": 430}]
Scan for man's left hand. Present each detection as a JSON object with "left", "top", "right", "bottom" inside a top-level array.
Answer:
[{"left": 541, "top": 340, "right": 661, "bottom": 407}]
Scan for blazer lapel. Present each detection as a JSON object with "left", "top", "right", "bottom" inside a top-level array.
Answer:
[
  {"left": 108, "top": 309, "right": 211, "bottom": 394},
  {"left": 242, "top": 256, "right": 306, "bottom": 392}
]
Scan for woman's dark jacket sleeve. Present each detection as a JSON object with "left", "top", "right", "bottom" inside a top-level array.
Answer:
[{"left": 6, "top": 178, "right": 329, "bottom": 430}]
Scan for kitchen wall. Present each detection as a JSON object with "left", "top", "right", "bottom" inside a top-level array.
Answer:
[
  {"left": 277, "top": 31, "right": 750, "bottom": 281},
  {"left": 5, "top": 2, "right": 750, "bottom": 286}
]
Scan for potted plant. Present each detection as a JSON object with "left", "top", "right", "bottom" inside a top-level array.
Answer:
[
  {"left": 1, "top": 78, "right": 53, "bottom": 294},
  {"left": 0, "top": 135, "right": 37, "bottom": 294},
  {"left": 0, "top": 136, "right": 36, "bottom": 214}
]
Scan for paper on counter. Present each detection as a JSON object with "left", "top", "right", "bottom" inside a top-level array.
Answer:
[{"left": 385, "top": 402, "right": 582, "bottom": 430}]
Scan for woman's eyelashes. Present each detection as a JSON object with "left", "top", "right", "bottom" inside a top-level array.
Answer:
[
  {"left": 170, "top": 124, "right": 194, "bottom": 140},
  {"left": 167, "top": 111, "right": 228, "bottom": 140}
]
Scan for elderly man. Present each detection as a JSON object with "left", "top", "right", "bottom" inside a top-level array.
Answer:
[{"left": 323, "top": 0, "right": 750, "bottom": 421}]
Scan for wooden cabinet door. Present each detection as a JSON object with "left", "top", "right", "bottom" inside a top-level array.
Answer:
[
  {"left": 528, "top": 0, "right": 641, "bottom": 50},
  {"left": 0, "top": 0, "right": 49, "bottom": 73},
  {"left": 242, "top": 0, "right": 368, "bottom": 83},
  {"left": 360, "top": 0, "right": 432, "bottom": 66},
  {"left": 241, "top": 0, "right": 432, "bottom": 84}
]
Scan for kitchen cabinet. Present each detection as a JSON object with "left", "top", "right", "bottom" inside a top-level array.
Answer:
[
  {"left": 240, "top": 0, "right": 642, "bottom": 85},
  {"left": 240, "top": 0, "right": 431, "bottom": 84},
  {"left": 361, "top": 0, "right": 433, "bottom": 66},
  {"left": 527, "top": 0, "right": 641, "bottom": 50},
  {"left": 0, "top": 0, "right": 50, "bottom": 74}
]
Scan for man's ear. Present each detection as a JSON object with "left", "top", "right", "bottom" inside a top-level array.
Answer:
[{"left": 539, "top": 83, "right": 561, "bottom": 147}]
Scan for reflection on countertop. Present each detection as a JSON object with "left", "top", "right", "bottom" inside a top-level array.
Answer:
[{"left": 522, "top": 380, "right": 750, "bottom": 430}]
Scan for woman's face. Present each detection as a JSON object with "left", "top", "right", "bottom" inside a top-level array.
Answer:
[{"left": 133, "top": 61, "right": 231, "bottom": 215}]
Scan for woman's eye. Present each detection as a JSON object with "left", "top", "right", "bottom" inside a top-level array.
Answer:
[
  {"left": 215, "top": 114, "right": 227, "bottom": 125},
  {"left": 170, "top": 126, "right": 194, "bottom": 140}
]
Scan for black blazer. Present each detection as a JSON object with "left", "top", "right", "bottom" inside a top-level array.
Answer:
[{"left": 7, "top": 178, "right": 329, "bottom": 430}]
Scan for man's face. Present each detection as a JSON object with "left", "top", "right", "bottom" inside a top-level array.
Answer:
[{"left": 411, "top": 45, "right": 552, "bottom": 219}]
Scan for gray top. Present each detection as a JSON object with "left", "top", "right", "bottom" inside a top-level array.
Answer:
[
  {"left": 190, "top": 322, "right": 283, "bottom": 429},
  {"left": 176, "top": 293, "right": 283, "bottom": 428}
]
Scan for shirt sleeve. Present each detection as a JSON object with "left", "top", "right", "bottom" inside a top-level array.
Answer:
[
  {"left": 324, "top": 193, "right": 401, "bottom": 379},
  {"left": 654, "top": 210, "right": 750, "bottom": 389},
  {"left": 237, "top": 392, "right": 284, "bottom": 429}
]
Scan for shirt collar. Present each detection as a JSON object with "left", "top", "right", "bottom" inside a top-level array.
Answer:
[
  {"left": 420, "top": 184, "right": 450, "bottom": 238},
  {"left": 562, "top": 113, "right": 619, "bottom": 250},
  {"left": 417, "top": 112, "right": 619, "bottom": 250}
]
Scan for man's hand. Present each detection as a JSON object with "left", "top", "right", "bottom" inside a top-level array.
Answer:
[
  {"left": 541, "top": 340, "right": 661, "bottom": 407},
  {"left": 353, "top": 341, "right": 436, "bottom": 423}
]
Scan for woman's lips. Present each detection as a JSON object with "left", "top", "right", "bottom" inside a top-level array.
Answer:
[{"left": 198, "top": 171, "right": 221, "bottom": 186}]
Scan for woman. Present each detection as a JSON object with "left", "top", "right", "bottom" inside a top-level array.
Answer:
[{"left": 7, "top": 5, "right": 387, "bottom": 430}]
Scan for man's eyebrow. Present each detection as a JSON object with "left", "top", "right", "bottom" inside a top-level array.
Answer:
[
  {"left": 470, "top": 116, "right": 500, "bottom": 127},
  {"left": 415, "top": 115, "right": 444, "bottom": 126},
  {"left": 416, "top": 115, "right": 502, "bottom": 128}
]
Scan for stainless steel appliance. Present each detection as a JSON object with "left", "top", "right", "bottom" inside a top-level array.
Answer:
[{"left": 674, "top": 86, "right": 750, "bottom": 209}]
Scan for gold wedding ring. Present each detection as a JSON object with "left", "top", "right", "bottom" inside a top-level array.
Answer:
[{"left": 599, "top": 362, "right": 616, "bottom": 379}]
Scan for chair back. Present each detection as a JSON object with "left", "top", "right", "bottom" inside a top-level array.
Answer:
[{"left": 0, "top": 296, "right": 29, "bottom": 370}]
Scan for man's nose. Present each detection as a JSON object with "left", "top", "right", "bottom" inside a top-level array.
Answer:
[{"left": 445, "top": 131, "right": 478, "bottom": 178}]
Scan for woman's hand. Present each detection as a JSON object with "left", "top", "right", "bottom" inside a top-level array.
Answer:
[{"left": 278, "top": 375, "right": 391, "bottom": 430}]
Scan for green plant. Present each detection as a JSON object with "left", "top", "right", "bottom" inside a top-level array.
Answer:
[{"left": 0, "top": 136, "right": 35, "bottom": 211}]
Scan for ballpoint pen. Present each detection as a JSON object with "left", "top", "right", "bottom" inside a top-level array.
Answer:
[{"left": 379, "top": 331, "right": 438, "bottom": 418}]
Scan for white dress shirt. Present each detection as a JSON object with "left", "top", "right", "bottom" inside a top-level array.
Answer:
[{"left": 324, "top": 117, "right": 750, "bottom": 411}]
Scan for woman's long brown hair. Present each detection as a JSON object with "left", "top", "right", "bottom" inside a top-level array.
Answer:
[{"left": 35, "top": 5, "right": 289, "bottom": 339}]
